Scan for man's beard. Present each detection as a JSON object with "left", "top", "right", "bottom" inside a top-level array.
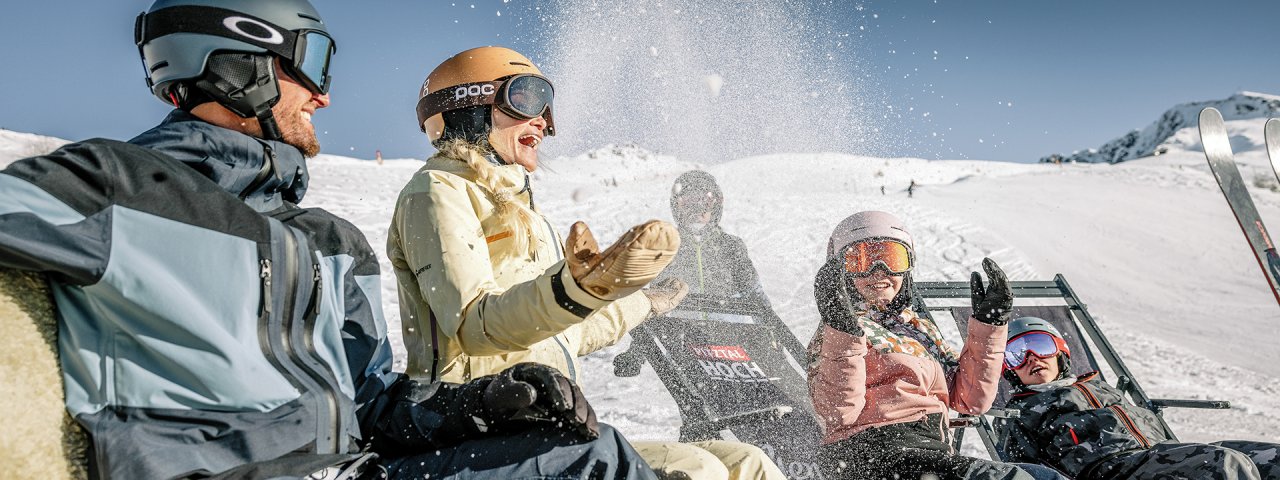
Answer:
[
  {"left": 278, "top": 111, "right": 321, "bottom": 157},
  {"left": 270, "top": 96, "right": 321, "bottom": 157}
]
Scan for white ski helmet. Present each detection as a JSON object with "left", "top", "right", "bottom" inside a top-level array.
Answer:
[{"left": 825, "top": 210, "right": 915, "bottom": 262}]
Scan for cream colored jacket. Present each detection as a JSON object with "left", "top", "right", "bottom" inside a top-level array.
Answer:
[{"left": 388, "top": 146, "right": 651, "bottom": 383}]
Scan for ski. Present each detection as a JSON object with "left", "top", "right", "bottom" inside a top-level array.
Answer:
[
  {"left": 1199, "top": 107, "right": 1280, "bottom": 307},
  {"left": 1266, "top": 118, "right": 1280, "bottom": 185}
]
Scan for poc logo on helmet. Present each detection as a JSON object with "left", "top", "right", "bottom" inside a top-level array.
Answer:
[{"left": 454, "top": 84, "right": 495, "bottom": 101}]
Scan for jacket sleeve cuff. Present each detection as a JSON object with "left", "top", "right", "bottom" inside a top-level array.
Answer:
[
  {"left": 819, "top": 325, "right": 868, "bottom": 357},
  {"left": 550, "top": 261, "right": 608, "bottom": 318},
  {"left": 966, "top": 318, "right": 1008, "bottom": 355}
]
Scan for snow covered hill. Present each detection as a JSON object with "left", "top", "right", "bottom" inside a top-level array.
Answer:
[
  {"left": 1041, "top": 91, "right": 1280, "bottom": 164},
  {"left": 4, "top": 119, "right": 1279, "bottom": 451}
]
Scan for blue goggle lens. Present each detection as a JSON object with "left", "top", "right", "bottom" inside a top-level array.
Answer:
[{"left": 296, "top": 30, "right": 334, "bottom": 94}]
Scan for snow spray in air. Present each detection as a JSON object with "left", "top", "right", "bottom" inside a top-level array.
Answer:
[{"left": 533, "top": 1, "right": 892, "bottom": 163}]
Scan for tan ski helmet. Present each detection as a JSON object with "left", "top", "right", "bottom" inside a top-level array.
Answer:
[{"left": 415, "top": 46, "right": 555, "bottom": 141}]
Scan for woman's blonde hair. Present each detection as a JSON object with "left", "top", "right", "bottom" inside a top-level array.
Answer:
[{"left": 431, "top": 139, "right": 542, "bottom": 260}]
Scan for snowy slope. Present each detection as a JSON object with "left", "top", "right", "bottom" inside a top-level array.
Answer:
[
  {"left": 3, "top": 120, "right": 1279, "bottom": 452},
  {"left": 1041, "top": 92, "right": 1280, "bottom": 164}
]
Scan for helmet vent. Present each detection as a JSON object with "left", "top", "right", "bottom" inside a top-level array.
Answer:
[
  {"left": 149, "top": 61, "right": 170, "bottom": 73},
  {"left": 509, "top": 61, "right": 531, "bottom": 67},
  {"left": 297, "top": 13, "right": 322, "bottom": 22}
]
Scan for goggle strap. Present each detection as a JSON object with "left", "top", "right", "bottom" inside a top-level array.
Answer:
[
  {"left": 416, "top": 80, "right": 504, "bottom": 125},
  {"left": 138, "top": 6, "right": 299, "bottom": 59}
]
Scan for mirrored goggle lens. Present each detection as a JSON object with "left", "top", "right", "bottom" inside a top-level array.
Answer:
[
  {"left": 843, "top": 240, "right": 912, "bottom": 275},
  {"left": 296, "top": 31, "right": 334, "bottom": 93},
  {"left": 1004, "top": 332, "right": 1061, "bottom": 369},
  {"left": 503, "top": 75, "right": 553, "bottom": 119}
]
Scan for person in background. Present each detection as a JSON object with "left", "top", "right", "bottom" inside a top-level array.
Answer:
[{"left": 658, "top": 170, "right": 769, "bottom": 304}]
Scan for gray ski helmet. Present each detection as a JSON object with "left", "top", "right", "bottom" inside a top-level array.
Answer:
[
  {"left": 1006, "top": 316, "right": 1072, "bottom": 383},
  {"left": 135, "top": 0, "right": 334, "bottom": 109},
  {"left": 670, "top": 170, "right": 723, "bottom": 227},
  {"left": 825, "top": 210, "right": 914, "bottom": 262},
  {"left": 1006, "top": 316, "right": 1070, "bottom": 358}
]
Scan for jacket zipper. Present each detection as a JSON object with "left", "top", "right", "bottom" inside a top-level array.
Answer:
[
  {"left": 1075, "top": 382, "right": 1151, "bottom": 448},
  {"left": 279, "top": 226, "right": 342, "bottom": 454},
  {"left": 1109, "top": 405, "right": 1152, "bottom": 448}
]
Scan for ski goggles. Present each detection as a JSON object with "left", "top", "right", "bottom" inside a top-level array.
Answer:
[
  {"left": 416, "top": 74, "right": 557, "bottom": 135},
  {"left": 842, "top": 239, "right": 913, "bottom": 277},
  {"left": 1004, "top": 332, "right": 1070, "bottom": 370},
  {"left": 136, "top": 6, "right": 337, "bottom": 95},
  {"left": 284, "top": 29, "right": 336, "bottom": 95}
]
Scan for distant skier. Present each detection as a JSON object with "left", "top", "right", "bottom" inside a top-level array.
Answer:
[
  {"left": 392, "top": 46, "right": 783, "bottom": 480},
  {"left": 807, "top": 211, "right": 1062, "bottom": 480},
  {"left": 908, "top": 179, "right": 917, "bottom": 198},
  {"left": 998, "top": 317, "right": 1280, "bottom": 479},
  {"left": 376, "top": 148, "right": 383, "bottom": 165},
  {"left": 881, "top": 185, "right": 886, "bottom": 195},
  {"left": 658, "top": 170, "right": 769, "bottom": 304}
]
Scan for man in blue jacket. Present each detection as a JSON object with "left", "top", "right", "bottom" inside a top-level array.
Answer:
[{"left": 0, "top": 1, "right": 654, "bottom": 478}]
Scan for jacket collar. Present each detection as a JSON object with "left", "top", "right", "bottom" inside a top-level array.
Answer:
[{"left": 128, "top": 110, "right": 310, "bottom": 212}]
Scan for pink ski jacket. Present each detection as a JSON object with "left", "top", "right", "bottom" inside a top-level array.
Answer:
[{"left": 807, "top": 310, "right": 1007, "bottom": 445}]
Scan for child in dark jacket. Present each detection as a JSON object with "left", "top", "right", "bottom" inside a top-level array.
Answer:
[{"left": 997, "top": 317, "right": 1280, "bottom": 480}]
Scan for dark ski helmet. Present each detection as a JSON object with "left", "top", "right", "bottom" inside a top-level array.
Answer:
[
  {"left": 670, "top": 170, "right": 723, "bottom": 228},
  {"left": 416, "top": 46, "right": 555, "bottom": 147},
  {"left": 135, "top": 0, "right": 336, "bottom": 140},
  {"left": 1004, "top": 316, "right": 1073, "bottom": 387}
]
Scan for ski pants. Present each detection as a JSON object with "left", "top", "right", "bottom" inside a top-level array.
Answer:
[
  {"left": 382, "top": 423, "right": 658, "bottom": 479},
  {"left": 819, "top": 414, "right": 1065, "bottom": 480},
  {"left": 632, "top": 440, "right": 788, "bottom": 480},
  {"left": 1089, "top": 440, "right": 1280, "bottom": 480}
]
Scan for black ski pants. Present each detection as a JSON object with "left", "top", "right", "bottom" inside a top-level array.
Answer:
[
  {"left": 819, "top": 414, "right": 1058, "bottom": 480},
  {"left": 1088, "top": 440, "right": 1280, "bottom": 480},
  {"left": 382, "top": 423, "right": 658, "bottom": 479}
]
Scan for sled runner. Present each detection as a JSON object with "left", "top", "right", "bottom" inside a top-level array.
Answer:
[
  {"left": 612, "top": 293, "right": 824, "bottom": 479},
  {"left": 910, "top": 275, "right": 1232, "bottom": 460}
]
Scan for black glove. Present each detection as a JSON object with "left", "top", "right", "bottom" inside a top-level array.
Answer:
[
  {"left": 484, "top": 363, "right": 600, "bottom": 440},
  {"left": 970, "top": 257, "right": 1013, "bottom": 325},
  {"left": 814, "top": 259, "right": 864, "bottom": 337}
]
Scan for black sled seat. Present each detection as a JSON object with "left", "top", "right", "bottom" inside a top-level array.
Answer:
[
  {"left": 910, "top": 275, "right": 1231, "bottom": 460},
  {"left": 612, "top": 293, "right": 824, "bottom": 479}
]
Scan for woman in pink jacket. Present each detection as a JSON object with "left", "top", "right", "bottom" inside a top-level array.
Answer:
[{"left": 807, "top": 211, "right": 1048, "bottom": 480}]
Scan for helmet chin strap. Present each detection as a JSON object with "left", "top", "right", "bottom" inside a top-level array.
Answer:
[{"left": 194, "top": 53, "right": 284, "bottom": 142}]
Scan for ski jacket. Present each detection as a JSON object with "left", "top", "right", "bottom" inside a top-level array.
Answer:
[
  {"left": 0, "top": 111, "right": 501, "bottom": 479},
  {"left": 658, "top": 225, "right": 766, "bottom": 302},
  {"left": 387, "top": 143, "right": 650, "bottom": 384},
  {"left": 807, "top": 309, "right": 1006, "bottom": 445},
  {"left": 997, "top": 372, "right": 1174, "bottom": 479}
]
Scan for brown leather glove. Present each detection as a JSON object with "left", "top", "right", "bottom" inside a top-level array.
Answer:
[
  {"left": 564, "top": 220, "right": 680, "bottom": 300},
  {"left": 643, "top": 277, "right": 689, "bottom": 317}
]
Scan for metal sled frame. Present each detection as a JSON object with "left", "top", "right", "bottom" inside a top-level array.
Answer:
[{"left": 910, "top": 274, "right": 1231, "bottom": 460}]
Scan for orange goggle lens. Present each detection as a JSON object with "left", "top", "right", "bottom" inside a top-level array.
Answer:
[{"left": 843, "top": 240, "right": 912, "bottom": 276}]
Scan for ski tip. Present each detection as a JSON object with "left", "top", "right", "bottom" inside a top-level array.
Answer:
[{"left": 1199, "top": 107, "right": 1224, "bottom": 126}]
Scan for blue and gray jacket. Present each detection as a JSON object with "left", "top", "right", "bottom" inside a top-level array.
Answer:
[{"left": 0, "top": 111, "right": 495, "bottom": 479}]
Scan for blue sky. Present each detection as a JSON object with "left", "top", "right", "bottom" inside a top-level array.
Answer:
[{"left": 1, "top": 1, "right": 1277, "bottom": 163}]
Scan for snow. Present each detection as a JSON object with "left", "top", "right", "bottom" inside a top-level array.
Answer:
[{"left": 3, "top": 117, "right": 1279, "bottom": 453}]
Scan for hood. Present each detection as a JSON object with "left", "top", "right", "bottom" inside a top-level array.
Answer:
[
  {"left": 670, "top": 170, "right": 723, "bottom": 229},
  {"left": 129, "top": 109, "right": 310, "bottom": 212}
]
